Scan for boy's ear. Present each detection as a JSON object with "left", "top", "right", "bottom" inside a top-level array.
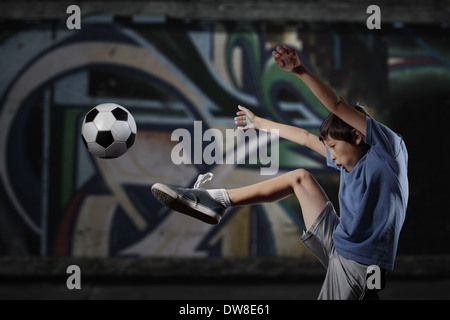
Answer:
[{"left": 352, "top": 129, "right": 363, "bottom": 145}]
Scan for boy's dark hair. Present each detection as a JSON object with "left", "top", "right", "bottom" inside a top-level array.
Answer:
[{"left": 319, "top": 104, "right": 371, "bottom": 149}]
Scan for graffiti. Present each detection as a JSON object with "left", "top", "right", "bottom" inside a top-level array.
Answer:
[
  {"left": 1, "top": 18, "right": 448, "bottom": 257},
  {"left": 0, "top": 20, "right": 322, "bottom": 258}
]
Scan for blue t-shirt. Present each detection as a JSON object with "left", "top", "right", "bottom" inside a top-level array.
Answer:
[{"left": 326, "top": 116, "right": 409, "bottom": 270}]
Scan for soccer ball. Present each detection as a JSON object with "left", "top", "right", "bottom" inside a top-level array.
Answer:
[{"left": 81, "top": 103, "right": 137, "bottom": 159}]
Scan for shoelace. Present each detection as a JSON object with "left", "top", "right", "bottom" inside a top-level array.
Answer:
[{"left": 194, "top": 172, "right": 213, "bottom": 189}]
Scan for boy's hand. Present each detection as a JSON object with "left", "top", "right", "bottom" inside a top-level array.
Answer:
[
  {"left": 272, "top": 45, "right": 301, "bottom": 72},
  {"left": 235, "top": 105, "right": 257, "bottom": 130}
]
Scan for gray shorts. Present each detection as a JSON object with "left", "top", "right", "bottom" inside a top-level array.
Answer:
[{"left": 300, "top": 201, "right": 376, "bottom": 300}]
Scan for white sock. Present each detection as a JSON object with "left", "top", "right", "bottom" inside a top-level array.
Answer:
[{"left": 206, "top": 189, "right": 231, "bottom": 208}]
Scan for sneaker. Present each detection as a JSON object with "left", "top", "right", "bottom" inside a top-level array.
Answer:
[{"left": 151, "top": 173, "right": 226, "bottom": 224}]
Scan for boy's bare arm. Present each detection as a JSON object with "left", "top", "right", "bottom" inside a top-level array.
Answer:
[
  {"left": 235, "top": 105, "right": 327, "bottom": 158},
  {"left": 273, "top": 45, "right": 367, "bottom": 136}
]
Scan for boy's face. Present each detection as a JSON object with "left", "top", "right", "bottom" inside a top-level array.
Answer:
[{"left": 324, "top": 132, "right": 364, "bottom": 172}]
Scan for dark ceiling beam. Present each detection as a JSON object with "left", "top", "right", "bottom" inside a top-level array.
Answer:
[{"left": 0, "top": 0, "right": 449, "bottom": 24}]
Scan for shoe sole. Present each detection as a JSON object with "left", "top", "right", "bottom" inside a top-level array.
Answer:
[{"left": 151, "top": 183, "right": 221, "bottom": 225}]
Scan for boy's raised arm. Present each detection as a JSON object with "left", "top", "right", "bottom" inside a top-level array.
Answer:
[
  {"left": 272, "top": 45, "right": 367, "bottom": 136},
  {"left": 235, "top": 105, "right": 327, "bottom": 158}
]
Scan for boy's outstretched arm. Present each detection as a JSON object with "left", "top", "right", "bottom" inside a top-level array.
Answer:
[
  {"left": 235, "top": 105, "right": 327, "bottom": 158},
  {"left": 272, "top": 45, "right": 367, "bottom": 136}
]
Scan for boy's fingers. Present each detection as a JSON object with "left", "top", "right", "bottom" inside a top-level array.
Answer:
[
  {"left": 238, "top": 105, "right": 251, "bottom": 113},
  {"left": 277, "top": 46, "right": 286, "bottom": 54}
]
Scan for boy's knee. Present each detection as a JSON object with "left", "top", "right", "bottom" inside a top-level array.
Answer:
[{"left": 291, "top": 169, "right": 312, "bottom": 186}]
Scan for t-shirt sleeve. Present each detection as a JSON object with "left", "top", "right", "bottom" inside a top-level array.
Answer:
[{"left": 363, "top": 115, "right": 404, "bottom": 161}]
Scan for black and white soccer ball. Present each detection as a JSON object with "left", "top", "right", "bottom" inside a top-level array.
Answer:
[{"left": 81, "top": 103, "right": 137, "bottom": 159}]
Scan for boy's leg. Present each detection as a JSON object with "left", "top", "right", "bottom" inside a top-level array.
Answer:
[
  {"left": 227, "top": 169, "right": 329, "bottom": 231},
  {"left": 318, "top": 249, "right": 369, "bottom": 300},
  {"left": 230, "top": 169, "right": 338, "bottom": 271},
  {"left": 152, "top": 169, "right": 329, "bottom": 228}
]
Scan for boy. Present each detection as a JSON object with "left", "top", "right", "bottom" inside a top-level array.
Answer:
[{"left": 151, "top": 45, "right": 409, "bottom": 300}]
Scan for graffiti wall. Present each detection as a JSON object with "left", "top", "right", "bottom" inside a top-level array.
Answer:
[{"left": 0, "top": 18, "right": 449, "bottom": 257}]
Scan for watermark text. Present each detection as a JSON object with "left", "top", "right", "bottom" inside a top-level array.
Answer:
[{"left": 171, "top": 121, "right": 279, "bottom": 175}]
